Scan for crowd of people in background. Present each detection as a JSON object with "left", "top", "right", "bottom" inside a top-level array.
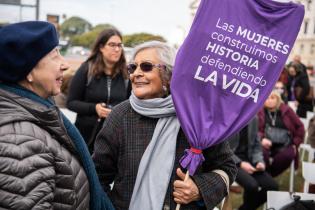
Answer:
[{"left": 1, "top": 20, "right": 315, "bottom": 210}]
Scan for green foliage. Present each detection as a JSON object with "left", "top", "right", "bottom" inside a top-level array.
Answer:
[
  {"left": 63, "top": 17, "right": 167, "bottom": 49},
  {"left": 93, "top": 24, "right": 115, "bottom": 33},
  {"left": 60, "top": 16, "right": 92, "bottom": 38},
  {"left": 71, "top": 24, "right": 115, "bottom": 48},
  {"left": 123, "top": 33, "right": 166, "bottom": 47}
]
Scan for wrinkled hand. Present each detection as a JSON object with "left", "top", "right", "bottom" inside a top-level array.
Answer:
[
  {"left": 261, "top": 138, "right": 272, "bottom": 149},
  {"left": 173, "top": 168, "right": 201, "bottom": 205},
  {"left": 95, "top": 103, "right": 111, "bottom": 118},
  {"left": 256, "top": 162, "right": 265, "bottom": 171},
  {"left": 240, "top": 161, "right": 256, "bottom": 174}
]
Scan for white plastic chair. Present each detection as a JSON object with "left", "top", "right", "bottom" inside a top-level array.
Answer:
[
  {"left": 299, "top": 117, "right": 309, "bottom": 131},
  {"left": 307, "top": 111, "right": 315, "bottom": 121},
  {"left": 299, "top": 117, "right": 311, "bottom": 161},
  {"left": 300, "top": 143, "right": 315, "bottom": 162},
  {"left": 289, "top": 160, "right": 295, "bottom": 192},
  {"left": 288, "top": 101, "right": 297, "bottom": 113},
  {"left": 267, "top": 191, "right": 315, "bottom": 210},
  {"left": 302, "top": 161, "right": 315, "bottom": 193}
]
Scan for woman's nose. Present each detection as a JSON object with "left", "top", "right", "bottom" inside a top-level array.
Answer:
[{"left": 60, "top": 56, "right": 70, "bottom": 71}]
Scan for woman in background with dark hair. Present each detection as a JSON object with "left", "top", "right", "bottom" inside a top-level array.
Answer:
[
  {"left": 286, "top": 63, "right": 313, "bottom": 118},
  {"left": 67, "top": 28, "right": 131, "bottom": 152}
]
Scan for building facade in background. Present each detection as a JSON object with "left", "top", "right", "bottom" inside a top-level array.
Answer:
[
  {"left": 290, "top": 0, "right": 315, "bottom": 67},
  {"left": 190, "top": 0, "right": 315, "bottom": 67}
]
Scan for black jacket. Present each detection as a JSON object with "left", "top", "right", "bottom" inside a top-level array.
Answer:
[
  {"left": 67, "top": 62, "right": 131, "bottom": 143},
  {"left": 287, "top": 71, "right": 310, "bottom": 103},
  {"left": 287, "top": 71, "right": 313, "bottom": 118}
]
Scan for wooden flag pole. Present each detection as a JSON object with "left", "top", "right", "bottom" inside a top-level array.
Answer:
[{"left": 175, "top": 170, "right": 190, "bottom": 210}]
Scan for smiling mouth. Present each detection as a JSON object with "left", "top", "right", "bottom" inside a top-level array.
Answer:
[
  {"left": 134, "top": 82, "right": 149, "bottom": 86},
  {"left": 56, "top": 77, "right": 63, "bottom": 84}
]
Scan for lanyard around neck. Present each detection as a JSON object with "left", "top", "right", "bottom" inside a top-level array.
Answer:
[
  {"left": 267, "top": 110, "right": 277, "bottom": 126},
  {"left": 106, "top": 76, "right": 112, "bottom": 105}
]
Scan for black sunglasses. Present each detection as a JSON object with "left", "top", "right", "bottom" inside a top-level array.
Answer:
[{"left": 127, "top": 62, "right": 166, "bottom": 74}]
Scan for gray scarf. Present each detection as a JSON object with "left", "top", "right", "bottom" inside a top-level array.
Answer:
[{"left": 129, "top": 92, "right": 180, "bottom": 210}]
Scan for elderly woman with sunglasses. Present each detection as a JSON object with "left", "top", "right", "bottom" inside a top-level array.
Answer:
[{"left": 93, "top": 41, "right": 237, "bottom": 210}]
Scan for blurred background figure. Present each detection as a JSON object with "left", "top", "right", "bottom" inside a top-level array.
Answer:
[
  {"left": 291, "top": 55, "right": 307, "bottom": 73},
  {"left": 274, "top": 81, "right": 288, "bottom": 104},
  {"left": 306, "top": 115, "right": 315, "bottom": 193},
  {"left": 228, "top": 117, "right": 278, "bottom": 210},
  {"left": 308, "top": 116, "right": 315, "bottom": 149},
  {"left": 286, "top": 63, "right": 313, "bottom": 118},
  {"left": 306, "top": 65, "right": 314, "bottom": 78},
  {"left": 67, "top": 28, "right": 131, "bottom": 152},
  {"left": 258, "top": 90, "right": 305, "bottom": 177},
  {"left": 278, "top": 66, "right": 289, "bottom": 88}
]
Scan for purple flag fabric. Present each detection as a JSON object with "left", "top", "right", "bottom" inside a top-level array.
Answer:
[{"left": 171, "top": 0, "right": 304, "bottom": 175}]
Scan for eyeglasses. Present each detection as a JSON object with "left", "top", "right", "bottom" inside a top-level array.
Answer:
[
  {"left": 49, "top": 48, "right": 61, "bottom": 58},
  {"left": 106, "top": 42, "right": 123, "bottom": 49},
  {"left": 127, "top": 62, "right": 166, "bottom": 74}
]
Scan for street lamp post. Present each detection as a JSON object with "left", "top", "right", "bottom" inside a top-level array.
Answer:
[{"left": 35, "top": 0, "right": 40, "bottom": 20}]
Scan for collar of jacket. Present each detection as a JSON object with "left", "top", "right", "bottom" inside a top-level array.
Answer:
[{"left": 0, "top": 88, "right": 78, "bottom": 155}]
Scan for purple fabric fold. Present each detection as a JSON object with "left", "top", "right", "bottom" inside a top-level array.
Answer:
[{"left": 179, "top": 149, "right": 205, "bottom": 175}]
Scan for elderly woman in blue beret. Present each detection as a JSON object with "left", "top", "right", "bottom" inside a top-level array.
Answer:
[{"left": 0, "top": 21, "right": 114, "bottom": 210}]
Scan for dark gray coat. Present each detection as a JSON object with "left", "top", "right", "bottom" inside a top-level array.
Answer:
[
  {"left": 0, "top": 88, "right": 90, "bottom": 210},
  {"left": 93, "top": 100, "right": 237, "bottom": 210}
]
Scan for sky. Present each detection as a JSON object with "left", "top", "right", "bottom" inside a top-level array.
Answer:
[{"left": 0, "top": 0, "right": 195, "bottom": 45}]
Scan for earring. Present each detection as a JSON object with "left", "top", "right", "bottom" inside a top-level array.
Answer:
[
  {"left": 162, "top": 85, "right": 167, "bottom": 92},
  {"left": 27, "top": 78, "right": 32, "bottom": 83}
]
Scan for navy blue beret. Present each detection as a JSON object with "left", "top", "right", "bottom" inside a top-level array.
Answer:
[{"left": 0, "top": 21, "right": 59, "bottom": 82}]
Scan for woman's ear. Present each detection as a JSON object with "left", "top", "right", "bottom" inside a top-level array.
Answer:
[
  {"left": 26, "top": 73, "right": 33, "bottom": 83},
  {"left": 162, "top": 85, "right": 167, "bottom": 92},
  {"left": 99, "top": 44, "right": 106, "bottom": 52}
]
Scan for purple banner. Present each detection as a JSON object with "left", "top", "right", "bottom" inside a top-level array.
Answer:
[{"left": 171, "top": 0, "right": 304, "bottom": 174}]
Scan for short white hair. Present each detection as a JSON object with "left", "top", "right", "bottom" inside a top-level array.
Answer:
[
  {"left": 131, "top": 41, "right": 176, "bottom": 95},
  {"left": 131, "top": 41, "right": 176, "bottom": 72}
]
